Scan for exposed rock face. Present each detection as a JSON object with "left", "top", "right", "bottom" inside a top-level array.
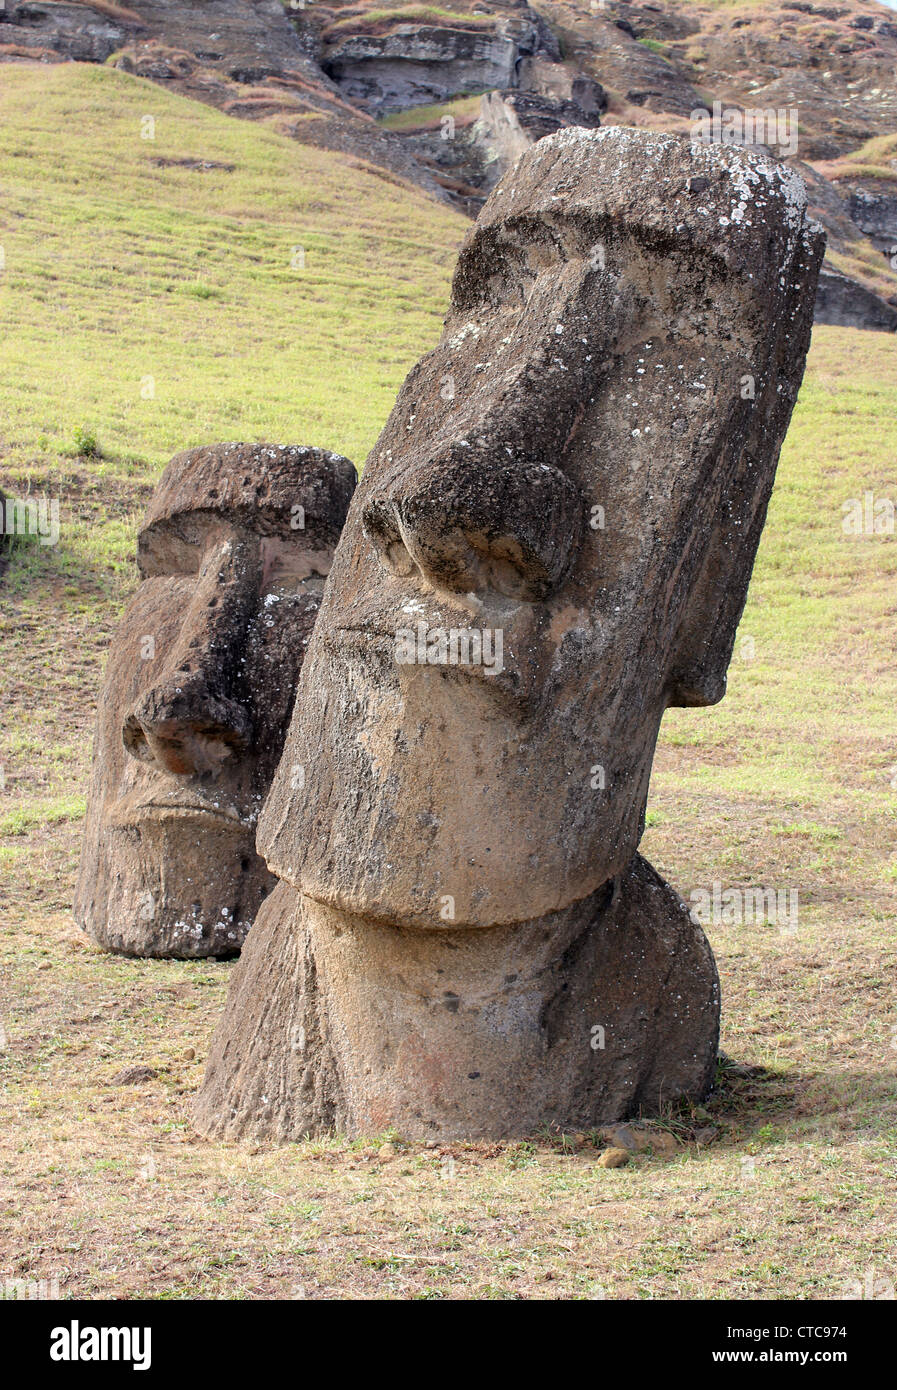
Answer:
[
  {"left": 593, "top": 0, "right": 897, "bottom": 157},
  {"left": 514, "top": 0, "right": 897, "bottom": 322},
  {"left": 75, "top": 443, "right": 355, "bottom": 958},
  {"left": 2, "top": 0, "right": 894, "bottom": 321},
  {"left": 814, "top": 266, "right": 897, "bottom": 330},
  {"left": 195, "top": 128, "right": 823, "bottom": 1139},
  {"left": 784, "top": 162, "right": 897, "bottom": 330},
  {"left": 0, "top": 0, "right": 453, "bottom": 203},
  {"left": 473, "top": 87, "right": 602, "bottom": 187},
  {"left": 848, "top": 189, "right": 897, "bottom": 256},
  {"left": 389, "top": 70, "right": 606, "bottom": 212},
  {"left": 321, "top": 13, "right": 546, "bottom": 115},
  {"left": 541, "top": 2, "right": 705, "bottom": 117},
  {"left": 516, "top": 54, "right": 606, "bottom": 115},
  {"left": 0, "top": 1, "right": 133, "bottom": 61}
]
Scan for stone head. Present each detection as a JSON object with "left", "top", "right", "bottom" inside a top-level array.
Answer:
[
  {"left": 75, "top": 442, "right": 356, "bottom": 956},
  {"left": 258, "top": 129, "right": 824, "bottom": 930}
]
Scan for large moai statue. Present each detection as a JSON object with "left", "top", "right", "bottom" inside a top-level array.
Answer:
[
  {"left": 75, "top": 443, "right": 356, "bottom": 958},
  {"left": 195, "top": 129, "right": 824, "bottom": 1138}
]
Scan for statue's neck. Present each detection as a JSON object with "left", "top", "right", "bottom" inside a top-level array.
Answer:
[
  {"left": 194, "top": 855, "right": 719, "bottom": 1141},
  {"left": 298, "top": 878, "right": 620, "bottom": 1137}
]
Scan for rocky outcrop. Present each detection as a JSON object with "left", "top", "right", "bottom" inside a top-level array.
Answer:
[
  {"left": 516, "top": 55, "right": 606, "bottom": 115},
  {"left": 0, "top": 0, "right": 138, "bottom": 61},
  {"left": 473, "top": 87, "right": 602, "bottom": 187},
  {"left": 320, "top": 10, "right": 549, "bottom": 115},
  {"left": 0, "top": 0, "right": 454, "bottom": 201},
  {"left": 793, "top": 160, "right": 897, "bottom": 329},
  {"left": 534, "top": 0, "right": 705, "bottom": 117},
  {"left": 814, "top": 267, "right": 897, "bottom": 330},
  {"left": 847, "top": 188, "right": 897, "bottom": 256},
  {"left": 3, "top": 0, "right": 897, "bottom": 328}
]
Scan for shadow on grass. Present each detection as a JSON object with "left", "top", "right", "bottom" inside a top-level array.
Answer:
[{"left": 694, "top": 1052, "right": 897, "bottom": 1146}]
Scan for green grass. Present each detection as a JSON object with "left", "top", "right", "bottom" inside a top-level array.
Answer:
[
  {"left": 650, "top": 326, "right": 897, "bottom": 817},
  {"left": 378, "top": 94, "right": 485, "bottom": 133},
  {"left": 817, "top": 132, "right": 897, "bottom": 189},
  {"left": 0, "top": 62, "right": 467, "bottom": 483},
  {"left": 323, "top": 6, "right": 498, "bottom": 36},
  {"left": 0, "top": 797, "right": 86, "bottom": 837}
]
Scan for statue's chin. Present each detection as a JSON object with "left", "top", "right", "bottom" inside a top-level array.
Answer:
[
  {"left": 85, "top": 878, "right": 252, "bottom": 958},
  {"left": 277, "top": 851, "right": 630, "bottom": 932},
  {"left": 83, "top": 819, "right": 272, "bottom": 958}
]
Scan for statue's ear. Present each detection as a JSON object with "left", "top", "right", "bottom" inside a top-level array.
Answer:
[
  {"left": 667, "top": 448, "right": 773, "bottom": 709},
  {"left": 668, "top": 204, "right": 824, "bottom": 711}
]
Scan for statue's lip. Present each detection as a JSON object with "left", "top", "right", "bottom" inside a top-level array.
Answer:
[
  {"left": 330, "top": 589, "right": 518, "bottom": 640},
  {"left": 318, "top": 587, "right": 543, "bottom": 716},
  {"left": 331, "top": 624, "right": 396, "bottom": 642},
  {"left": 109, "top": 788, "right": 252, "bottom": 831},
  {"left": 324, "top": 622, "right": 539, "bottom": 720}
]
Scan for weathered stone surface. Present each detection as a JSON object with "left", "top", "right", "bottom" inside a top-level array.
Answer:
[
  {"left": 566, "top": 11, "right": 704, "bottom": 118},
  {"left": 196, "top": 127, "right": 823, "bottom": 1139},
  {"left": 0, "top": 1, "right": 134, "bottom": 61},
  {"left": 74, "top": 442, "right": 355, "bottom": 958},
  {"left": 516, "top": 55, "right": 606, "bottom": 115},
  {"left": 196, "top": 854, "right": 719, "bottom": 1139}
]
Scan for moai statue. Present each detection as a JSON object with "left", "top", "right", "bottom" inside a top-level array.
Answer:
[
  {"left": 195, "top": 129, "right": 824, "bottom": 1138},
  {"left": 75, "top": 443, "right": 356, "bottom": 957}
]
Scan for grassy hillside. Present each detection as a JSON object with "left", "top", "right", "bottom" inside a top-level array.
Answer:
[
  {"left": 1, "top": 64, "right": 896, "bottom": 1300},
  {"left": 0, "top": 62, "right": 466, "bottom": 479}
]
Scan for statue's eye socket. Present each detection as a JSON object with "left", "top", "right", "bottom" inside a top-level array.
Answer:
[
  {"left": 362, "top": 505, "right": 416, "bottom": 579},
  {"left": 138, "top": 515, "right": 228, "bottom": 578},
  {"left": 383, "top": 538, "right": 416, "bottom": 578},
  {"left": 138, "top": 537, "right": 203, "bottom": 578}
]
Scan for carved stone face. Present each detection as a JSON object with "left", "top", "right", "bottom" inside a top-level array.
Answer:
[
  {"left": 258, "top": 129, "right": 824, "bottom": 931},
  {"left": 75, "top": 443, "right": 356, "bottom": 956}
]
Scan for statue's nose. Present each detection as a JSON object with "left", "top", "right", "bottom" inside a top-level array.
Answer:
[
  {"left": 123, "top": 684, "right": 250, "bottom": 777},
  {"left": 362, "top": 444, "right": 583, "bottom": 601},
  {"left": 122, "top": 540, "right": 257, "bottom": 776}
]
